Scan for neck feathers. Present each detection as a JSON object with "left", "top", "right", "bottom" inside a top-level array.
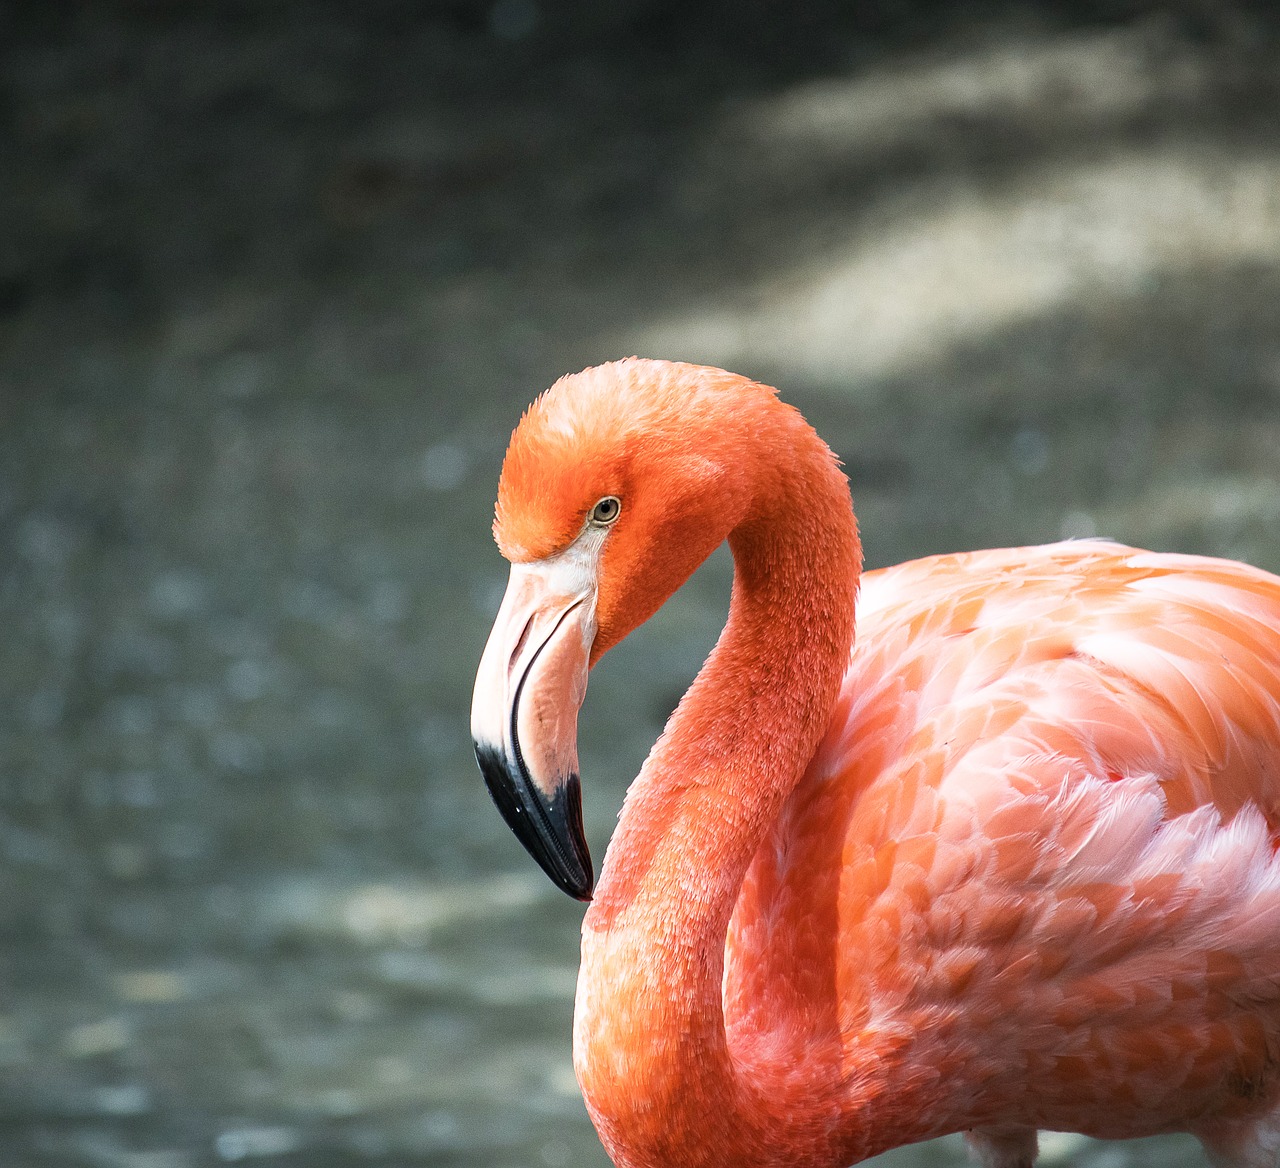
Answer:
[{"left": 576, "top": 381, "right": 861, "bottom": 1168}]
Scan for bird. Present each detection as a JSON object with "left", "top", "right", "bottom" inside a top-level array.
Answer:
[{"left": 470, "top": 358, "right": 1280, "bottom": 1168}]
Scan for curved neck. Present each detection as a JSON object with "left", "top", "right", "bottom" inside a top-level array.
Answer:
[{"left": 575, "top": 419, "right": 862, "bottom": 1168}]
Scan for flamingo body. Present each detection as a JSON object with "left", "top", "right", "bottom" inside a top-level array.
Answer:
[
  {"left": 729, "top": 542, "right": 1280, "bottom": 1156},
  {"left": 471, "top": 360, "right": 1280, "bottom": 1168}
]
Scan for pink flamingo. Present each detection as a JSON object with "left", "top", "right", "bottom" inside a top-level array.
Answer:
[{"left": 471, "top": 359, "right": 1280, "bottom": 1168}]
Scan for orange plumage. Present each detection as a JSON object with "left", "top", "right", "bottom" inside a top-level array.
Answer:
[{"left": 471, "top": 359, "right": 1280, "bottom": 1168}]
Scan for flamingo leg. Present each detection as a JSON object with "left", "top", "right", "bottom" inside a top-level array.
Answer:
[{"left": 964, "top": 1126, "right": 1038, "bottom": 1168}]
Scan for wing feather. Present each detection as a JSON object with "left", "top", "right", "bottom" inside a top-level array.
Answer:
[{"left": 727, "top": 541, "right": 1280, "bottom": 1132}]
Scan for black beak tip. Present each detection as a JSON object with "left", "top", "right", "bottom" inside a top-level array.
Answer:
[{"left": 474, "top": 741, "right": 595, "bottom": 902}]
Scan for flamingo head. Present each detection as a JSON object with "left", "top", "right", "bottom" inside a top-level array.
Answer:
[{"left": 470, "top": 359, "right": 772, "bottom": 899}]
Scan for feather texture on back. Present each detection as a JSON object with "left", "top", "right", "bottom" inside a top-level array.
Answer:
[{"left": 729, "top": 540, "right": 1280, "bottom": 1150}]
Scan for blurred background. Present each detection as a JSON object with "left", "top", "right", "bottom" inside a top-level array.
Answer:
[{"left": 2, "top": 0, "right": 1279, "bottom": 1165}]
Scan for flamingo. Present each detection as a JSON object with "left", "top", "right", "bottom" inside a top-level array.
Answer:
[{"left": 470, "top": 358, "right": 1280, "bottom": 1168}]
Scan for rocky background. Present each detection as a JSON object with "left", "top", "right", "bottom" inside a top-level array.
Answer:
[{"left": 1, "top": 1, "right": 1279, "bottom": 1165}]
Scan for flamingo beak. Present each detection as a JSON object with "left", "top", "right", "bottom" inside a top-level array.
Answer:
[{"left": 471, "top": 559, "right": 595, "bottom": 901}]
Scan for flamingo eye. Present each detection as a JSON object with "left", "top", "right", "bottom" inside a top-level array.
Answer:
[{"left": 589, "top": 496, "right": 622, "bottom": 526}]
